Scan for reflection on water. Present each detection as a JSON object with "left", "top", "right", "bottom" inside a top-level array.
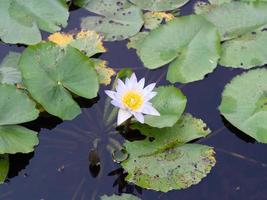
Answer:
[{"left": 0, "top": 1, "right": 267, "bottom": 200}]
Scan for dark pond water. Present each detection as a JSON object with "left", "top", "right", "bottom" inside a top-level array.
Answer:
[{"left": 0, "top": 1, "right": 267, "bottom": 200}]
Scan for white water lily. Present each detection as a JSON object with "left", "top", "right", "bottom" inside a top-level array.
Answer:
[{"left": 105, "top": 73, "right": 160, "bottom": 125}]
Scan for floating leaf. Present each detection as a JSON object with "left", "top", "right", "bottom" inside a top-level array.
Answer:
[
  {"left": 219, "top": 69, "right": 267, "bottom": 143},
  {"left": 122, "top": 143, "right": 215, "bottom": 192},
  {"left": 80, "top": 0, "right": 144, "bottom": 41},
  {"left": 144, "top": 12, "right": 175, "bottom": 30},
  {"left": 202, "top": 1, "right": 267, "bottom": 41},
  {"left": 101, "top": 194, "right": 141, "bottom": 200},
  {"left": 219, "top": 30, "right": 267, "bottom": 68},
  {"left": 48, "top": 31, "right": 106, "bottom": 57},
  {"left": 136, "top": 15, "right": 220, "bottom": 83},
  {"left": 144, "top": 86, "right": 187, "bottom": 128},
  {"left": 132, "top": 113, "right": 211, "bottom": 151},
  {"left": 0, "top": 0, "right": 69, "bottom": 44},
  {"left": 0, "top": 125, "right": 38, "bottom": 154},
  {"left": 0, "top": 84, "right": 39, "bottom": 125},
  {"left": 0, "top": 155, "right": 9, "bottom": 184},
  {"left": 127, "top": 32, "right": 149, "bottom": 50},
  {"left": 91, "top": 59, "right": 116, "bottom": 85},
  {"left": 19, "top": 42, "right": 99, "bottom": 120},
  {"left": 121, "top": 114, "right": 215, "bottom": 192},
  {"left": 129, "top": 0, "right": 190, "bottom": 11},
  {"left": 0, "top": 52, "right": 22, "bottom": 85}
]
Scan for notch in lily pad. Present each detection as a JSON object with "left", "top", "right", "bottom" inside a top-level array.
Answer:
[
  {"left": 0, "top": 84, "right": 39, "bottom": 154},
  {"left": 135, "top": 15, "right": 221, "bottom": 83}
]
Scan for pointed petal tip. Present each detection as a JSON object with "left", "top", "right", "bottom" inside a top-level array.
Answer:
[
  {"left": 117, "top": 109, "right": 132, "bottom": 126},
  {"left": 105, "top": 90, "right": 116, "bottom": 99}
]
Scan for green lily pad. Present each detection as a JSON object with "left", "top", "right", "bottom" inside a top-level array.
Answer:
[
  {"left": 79, "top": 0, "right": 144, "bottom": 41},
  {"left": 122, "top": 142, "right": 215, "bottom": 192},
  {"left": 127, "top": 32, "right": 149, "bottom": 50},
  {"left": 129, "top": 0, "right": 190, "bottom": 11},
  {"left": 132, "top": 113, "right": 211, "bottom": 151},
  {"left": 0, "top": 0, "right": 69, "bottom": 44},
  {"left": 144, "top": 86, "right": 187, "bottom": 128},
  {"left": 121, "top": 114, "right": 215, "bottom": 192},
  {"left": 203, "top": 1, "right": 267, "bottom": 41},
  {"left": 137, "top": 15, "right": 220, "bottom": 83},
  {"left": 219, "top": 30, "right": 267, "bottom": 68},
  {"left": 0, "top": 154, "right": 9, "bottom": 184},
  {"left": 19, "top": 42, "right": 99, "bottom": 120},
  {"left": 219, "top": 69, "right": 267, "bottom": 143},
  {"left": 0, "top": 52, "right": 22, "bottom": 85},
  {"left": 0, "top": 84, "right": 39, "bottom": 125},
  {"left": 101, "top": 194, "right": 141, "bottom": 200},
  {"left": 0, "top": 125, "right": 38, "bottom": 154}
]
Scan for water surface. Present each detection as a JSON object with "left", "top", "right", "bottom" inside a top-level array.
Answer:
[{"left": 0, "top": 1, "right": 267, "bottom": 200}]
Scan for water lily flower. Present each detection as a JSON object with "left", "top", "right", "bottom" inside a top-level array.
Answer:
[{"left": 105, "top": 73, "right": 160, "bottom": 125}]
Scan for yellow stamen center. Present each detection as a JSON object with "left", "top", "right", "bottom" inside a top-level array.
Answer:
[{"left": 122, "top": 91, "right": 143, "bottom": 111}]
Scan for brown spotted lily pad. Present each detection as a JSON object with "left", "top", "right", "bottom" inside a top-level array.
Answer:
[{"left": 121, "top": 114, "right": 216, "bottom": 192}]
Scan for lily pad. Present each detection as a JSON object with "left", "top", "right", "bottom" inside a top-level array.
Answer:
[
  {"left": 219, "top": 69, "right": 267, "bottom": 143},
  {"left": 202, "top": 1, "right": 267, "bottom": 41},
  {"left": 80, "top": 0, "right": 144, "bottom": 41},
  {"left": 0, "top": 84, "right": 39, "bottom": 125},
  {"left": 129, "top": 0, "right": 190, "bottom": 11},
  {"left": 132, "top": 113, "right": 211, "bottom": 151},
  {"left": 127, "top": 32, "right": 149, "bottom": 50},
  {"left": 0, "top": 125, "right": 38, "bottom": 154},
  {"left": 19, "top": 42, "right": 99, "bottom": 120},
  {"left": 219, "top": 30, "right": 267, "bottom": 68},
  {"left": 0, "top": 52, "right": 22, "bottom": 85},
  {"left": 0, "top": 0, "right": 69, "bottom": 44},
  {"left": 0, "top": 155, "right": 9, "bottom": 184},
  {"left": 137, "top": 15, "right": 220, "bottom": 83},
  {"left": 121, "top": 114, "right": 215, "bottom": 192},
  {"left": 101, "top": 194, "right": 141, "bottom": 200},
  {"left": 144, "top": 86, "right": 187, "bottom": 128},
  {"left": 122, "top": 143, "right": 215, "bottom": 192}
]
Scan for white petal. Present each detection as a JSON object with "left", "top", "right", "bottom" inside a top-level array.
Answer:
[
  {"left": 125, "top": 77, "right": 130, "bottom": 87},
  {"left": 129, "top": 73, "right": 137, "bottom": 83},
  {"left": 138, "top": 78, "right": 145, "bottom": 89},
  {"left": 144, "top": 91, "right": 157, "bottom": 102},
  {"left": 142, "top": 103, "right": 160, "bottom": 116},
  {"left": 144, "top": 83, "right": 156, "bottom": 93},
  {"left": 133, "top": 112, "right": 144, "bottom": 123},
  {"left": 128, "top": 73, "right": 138, "bottom": 89},
  {"left": 117, "top": 109, "right": 132, "bottom": 125},
  {"left": 111, "top": 100, "right": 123, "bottom": 109},
  {"left": 116, "top": 79, "right": 126, "bottom": 93},
  {"left": 105, "top": 90, "right": 116, "bottom": 100}
]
